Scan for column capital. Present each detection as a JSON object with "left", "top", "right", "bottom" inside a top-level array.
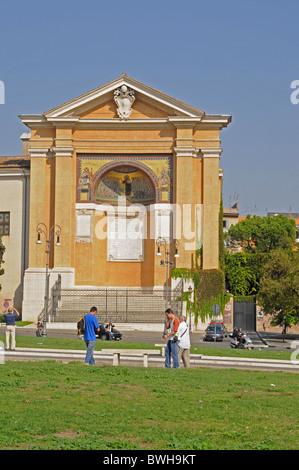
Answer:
[
  {"left": 51, "top": 147, "right": 74, "bottom": 157},
  {"left": 173, "top": 147, "right": 199, "bottom": 158},
  {"left": 199, "top": 148, "right": 223, "bottom": 158},
  {"left": 28, "top": 148, "right": 50, "bottom": 158}
]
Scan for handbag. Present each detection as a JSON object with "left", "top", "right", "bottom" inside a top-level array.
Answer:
[{"left": 175, "top": 327, "right": 188, "bottom": 343}]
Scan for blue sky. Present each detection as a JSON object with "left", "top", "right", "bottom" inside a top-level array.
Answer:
[{"left": 0, "top": 0, "right": 298, "bottom": 216}]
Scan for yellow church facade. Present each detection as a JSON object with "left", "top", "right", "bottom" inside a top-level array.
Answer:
[{"left": 19, "top": 75, "right": 231, "bottom": 322}]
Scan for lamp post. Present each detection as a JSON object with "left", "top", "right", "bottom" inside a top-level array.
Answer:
[
  {"left": 36, "top": 223, "right": 61, "bottom": 337},
  {"left": 156, "top": 238, "right": 179, "bottom": 310}
]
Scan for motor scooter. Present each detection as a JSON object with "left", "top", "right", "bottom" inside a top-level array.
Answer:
[{"left": 229, "top": 330, "right": 252, "bottom": 349}]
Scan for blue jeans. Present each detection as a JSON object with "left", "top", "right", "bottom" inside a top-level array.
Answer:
[
  {"left": 165, "top": 340, "right": 179, "bottom": 368},
  {"left": 84, "top": 340, "right": 96, "bottom": 365}
]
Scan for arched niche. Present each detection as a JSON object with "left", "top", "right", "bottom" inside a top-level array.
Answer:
[{"left": 94, "top": 164, "right": 157, "bottom": 205}]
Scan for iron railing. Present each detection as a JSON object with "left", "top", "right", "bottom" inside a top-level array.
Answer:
[{"left": 50, "top": 279, "right": 183, "bottom": 323}]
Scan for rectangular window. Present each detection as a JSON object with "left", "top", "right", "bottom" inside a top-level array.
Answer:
[{"left": 0, "top": 212, "right": 10, "bottom": 236}]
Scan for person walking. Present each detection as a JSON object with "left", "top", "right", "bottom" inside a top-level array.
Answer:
[
  {"left": 163, "top": 308, "right": 180, "bottom": 368},
  {"left": 177, "top": 315, "right": 191, "bottom": 368},
  {"left": 4, "top": 307, "right": 20, "bottom": 351},
  {"left": 84, "top": 306, "right": 100, "bottom": 365}
]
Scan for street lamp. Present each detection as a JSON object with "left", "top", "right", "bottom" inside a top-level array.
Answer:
[
  {"left": 156, "top": 238, "right": 179, "bottom": 310},
  {"left": 36, "top": 223, "right": 62, "bottom": 337}
]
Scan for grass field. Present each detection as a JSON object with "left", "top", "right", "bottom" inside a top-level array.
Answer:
[{"left": 0, "top": 346, "right": 298, "bottom": 450}]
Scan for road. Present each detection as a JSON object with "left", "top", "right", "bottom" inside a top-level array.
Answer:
[
  {"left": 1, "top": 324, "right": 296, "bottom": 351},
  {"left": 0, "top": 324, "right": 241, "bottom": 348}
]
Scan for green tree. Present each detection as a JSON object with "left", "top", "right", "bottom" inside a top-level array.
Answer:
[
  {"left": 226, "top": 215, "right": 296, "bottom": 254},
  {"left": 224, "top": 215, "right": 297, "bottom": 297},
  {"left": 219, "top": 197, "right": 225, "bottom": 272},
  {"left": 258, "top": 250, "right": 299, "bottom": 326},
  {"left": 0, "top": 236, "right": 5, "bottom": 291},
  {"left": 224, "top": 252, "right": 262, "bottom": 296}
]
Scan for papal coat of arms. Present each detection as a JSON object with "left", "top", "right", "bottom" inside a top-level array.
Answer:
[{"left": 114, "top": 85, "right": 135, "bottom": 120}]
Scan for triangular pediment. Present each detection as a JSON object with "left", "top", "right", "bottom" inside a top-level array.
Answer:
[{"left": 44, "top": 74, "right": 205, "bottom": 120}]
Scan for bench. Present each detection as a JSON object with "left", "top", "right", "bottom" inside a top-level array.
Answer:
[
  {"left": 154, "top": 343, "right": 167, "bottom": 356},
  {"left": 101, "top": 349, "right": 161, "bottom": 367}
]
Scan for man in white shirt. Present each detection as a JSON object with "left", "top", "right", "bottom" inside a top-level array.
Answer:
[{"left": 177, "top": 315, "right": 191, "bottom": 368}]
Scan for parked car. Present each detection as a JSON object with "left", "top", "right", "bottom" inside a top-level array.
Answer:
[
  {"left": 208, "top": 320, "right": 228, "bottom": 337},
  {"left": 96, "top": 324, "right": 122, "bottom": 341},
  {"left": 203, "top": 325, "right": 225, "bottom": 342}
]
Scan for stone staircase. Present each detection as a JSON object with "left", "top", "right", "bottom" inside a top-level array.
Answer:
[
  {"left": 50, "top": 282, "right": 183, "bottom": 324},
  {"left": 53, "top": 309, "right": 165, "bottom": 324}
]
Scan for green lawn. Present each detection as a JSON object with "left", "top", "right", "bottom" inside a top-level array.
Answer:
[{"left": 0, "top": 361, "right": 298, "bottom": 450}]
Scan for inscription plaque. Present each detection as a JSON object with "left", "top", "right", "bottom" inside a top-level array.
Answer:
[{"left": 107, "top": 215, "right": 144, "bottom": 262}]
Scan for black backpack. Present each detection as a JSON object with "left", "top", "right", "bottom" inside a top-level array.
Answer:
[{"left": 77, "top": 316, "right": 86, "bottom": 335}]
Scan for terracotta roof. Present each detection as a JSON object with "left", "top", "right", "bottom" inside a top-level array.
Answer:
[{"left": 0, "top": 156, "right": 30, "bottom": 170}]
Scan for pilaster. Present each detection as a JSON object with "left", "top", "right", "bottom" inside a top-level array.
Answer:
[
  {"left": 173, "top": 146, "right": 198, "bottom": 269},
  {"left": 201, "top": 148, "right": 222, "bottom": 270},
  {"left": 27, "top": 147, "right": 50, "bottom": 268},
  {"left": 52, "top": 143, "right": 75, "bottom": 268}
]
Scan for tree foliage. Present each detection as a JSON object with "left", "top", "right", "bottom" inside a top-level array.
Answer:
[
  {"left": 226, "top": 215, "right": 296, "bottom": 254},
  {"left": 0, "top": 236, "right": 5, "bottom": 291},
  {"left": 219, "top": 197, "right": 225, "bottom": 272},
  {"left": 224, "top": 252, "right": 266, "bottom": 296},
  {"left": 224, "top": 215, "right": 297, "bottom": 299},
  {"left": 258, "top": 250, "right": 299, "bottom": 326}
]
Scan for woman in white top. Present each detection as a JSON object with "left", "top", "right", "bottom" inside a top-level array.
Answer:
[{"left": 177, "top": 315, "right": 191, "bottom": 368}]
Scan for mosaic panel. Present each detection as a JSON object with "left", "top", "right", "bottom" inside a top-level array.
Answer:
[{"left": 77, "top": 154, "right": 173, "bottom": 204}]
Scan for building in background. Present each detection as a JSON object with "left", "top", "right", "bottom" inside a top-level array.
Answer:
[
  {"left": 0, "top": 134, "right": 30, "bottom": 313},
  {"left": 2, "top": 75, "right": 231, "bottom": 322},
  {"left": 223, "top": 202, "right": 239, "bottom": 232}
]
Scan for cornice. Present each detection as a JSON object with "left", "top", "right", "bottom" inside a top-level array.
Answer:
[
  {"left": 19, "top": 114, "right": 231, "bottom": 130},
  {"left": 168, "top": 117, "right": 202, "bottom": 126},
  {"left": 0, "top": 169, "right": 30, "bottom": 176}
]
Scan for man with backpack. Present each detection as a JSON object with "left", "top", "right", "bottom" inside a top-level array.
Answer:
[{"left": 82, "top": 306, "right": 100, "bottom": 365}]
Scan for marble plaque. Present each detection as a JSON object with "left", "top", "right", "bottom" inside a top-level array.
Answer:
[
  {"left": 107, "top": 215, "right": 144, "bottom": 262},
  {"left": 76, "top": 211, "right": 92, "bottom": 243}
]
